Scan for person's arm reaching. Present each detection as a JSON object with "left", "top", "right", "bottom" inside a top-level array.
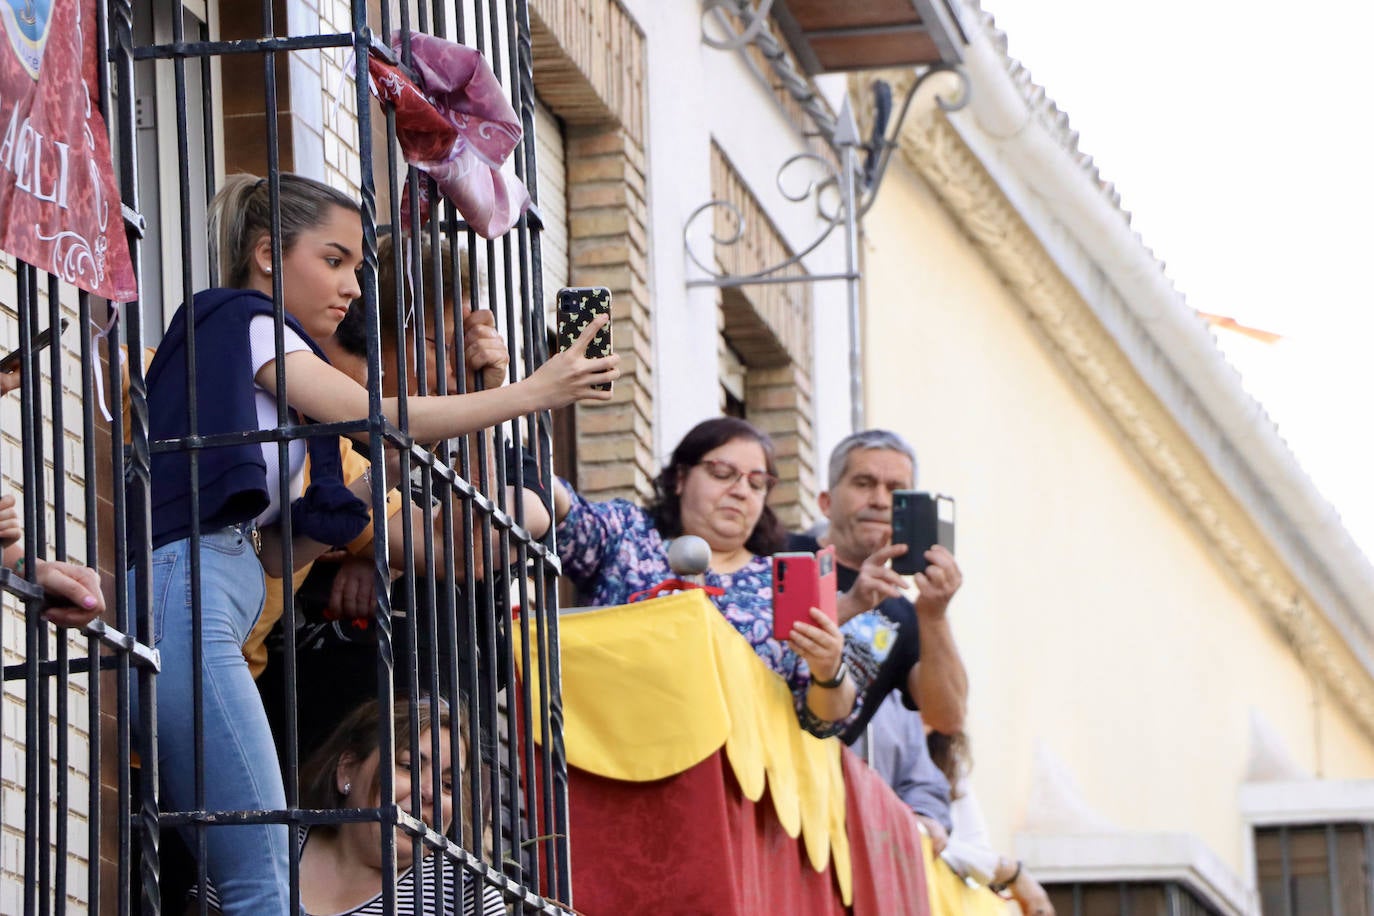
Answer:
[
  {"left": 520, "top": 484, "right": 552, "bottom": 541},
  {"left": 904, "top": 545, "right": 968, "bottom": 733},
  {"left": 258, "top": 314, "right": 618, "bottom": 445},
  {"left": 551, "top": 476, "right": 572, "bottom": 524}
]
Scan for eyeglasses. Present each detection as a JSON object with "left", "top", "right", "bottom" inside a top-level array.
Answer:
[{"left": 696, "top": 458, "right": 778, "bottom": 493}]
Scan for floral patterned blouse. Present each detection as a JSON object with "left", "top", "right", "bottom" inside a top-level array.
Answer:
[{"left": 556, "top": 482, "right": 860, "bottom": 737}]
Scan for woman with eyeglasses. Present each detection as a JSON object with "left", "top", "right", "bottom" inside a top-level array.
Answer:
[{"left": 550, "top": 416, "right": 858, "bottom": 737}]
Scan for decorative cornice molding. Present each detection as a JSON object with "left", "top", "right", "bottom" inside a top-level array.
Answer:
[{"left": 884, "top": 86, "right": 1374, "bottom": 742}]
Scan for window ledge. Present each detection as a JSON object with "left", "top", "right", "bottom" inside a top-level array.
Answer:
[
  {"left": 1240, "top": 778, "right": 1374, "bottom": 825},
  {"left": 1015, "top": 831, "right": 1257, "bottom": 916}
]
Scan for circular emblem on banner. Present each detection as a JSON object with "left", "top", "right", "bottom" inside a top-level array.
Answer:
[{"left": 0, "top": 0, "right": 54, "bottom": 80}]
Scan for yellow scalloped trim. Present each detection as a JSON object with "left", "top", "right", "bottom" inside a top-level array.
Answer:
[{"left": 516, "top": 590, "right": 851, "bottom": 905}]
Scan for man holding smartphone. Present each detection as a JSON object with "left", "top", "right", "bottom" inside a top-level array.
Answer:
[{"left": 786, "top": 429, "right": 969, "bottom": 741}]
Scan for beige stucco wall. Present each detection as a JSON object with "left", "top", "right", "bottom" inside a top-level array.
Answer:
[{"left": 859, "top": 156, "right": 1374, "bottom": 879}]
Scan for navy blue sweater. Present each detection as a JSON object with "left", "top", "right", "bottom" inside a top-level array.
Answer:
[{"left": 144, "top": 289, "right": 327, "bottom": 549}]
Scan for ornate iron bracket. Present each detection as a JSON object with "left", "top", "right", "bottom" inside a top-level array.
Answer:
[
  {"left": 684, "top": 149, "right": 853, "bottom": 289},
  {"left": 688, "top": 0, "right": 972, "bottom": 430},
  {"left": 700, "top": 0, "right": 777, "bottom": 52},
  {"left": 686, "top": 3, "right": 970, "bottom": 291}
]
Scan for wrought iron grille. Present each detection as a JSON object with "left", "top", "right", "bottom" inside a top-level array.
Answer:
[
  {"left": 2, "top": 0, "right": 571, "bottom": 913},
  {"left": 1256, "top": 823, "right": 1374, "bottom": 916},
  {"left": 1038, "top": 878, "right": 1225, "bottom": 916},
  {"left": 1044, "top": 880, "right": 1224, "bottom": 916}
]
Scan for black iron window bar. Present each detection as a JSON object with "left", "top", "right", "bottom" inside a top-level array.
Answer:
[
  {"left": 1046, "top": 880, "right": 1224, "bottom": 916},
  {"left": 686, "top": 0, "right": 971, "bottom": 432},
  {"left": 0, "top": 265, "right": 155, "bottom": 915},
  {"left": 2, "top": 0, "right": 572, "bottom": 913},
  {"left": 1255, "top": 822, "right": 1374, "bottom": 916}
]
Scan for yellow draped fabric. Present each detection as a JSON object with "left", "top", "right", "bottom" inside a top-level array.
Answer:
[
  {"left": 921, "top": 834, "right": 1020, "bottom": 916},
  {"left": 515, "top": 590, "right": 852, "bottom": 904}
]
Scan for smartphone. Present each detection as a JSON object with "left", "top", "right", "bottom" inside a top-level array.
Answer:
[
  {"left": 0, "top": 318, "right": 69, "bottom": 374},
  {"left": 555, "top": 287, "right": 613, "bottom": 391},
  {"left": 891, "top": 491, "right": 955, "bottom": 576},
  {"left": 772, "top": 545, "right": 838, "bottom": 641}
]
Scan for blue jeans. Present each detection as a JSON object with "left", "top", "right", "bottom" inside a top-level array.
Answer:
[{"left": 130, "top": 528, "right": 290, "bottom": 915}]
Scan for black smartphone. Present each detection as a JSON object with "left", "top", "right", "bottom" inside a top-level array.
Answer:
[
  {"left": 556, "top": 287, "right": 613, "bottom": 391},
  {"left": 0, "top": 318, "right": 69, "bottom": 374},
  {"left": 890, "top": 491, "right": 955, "bottom": 576}
]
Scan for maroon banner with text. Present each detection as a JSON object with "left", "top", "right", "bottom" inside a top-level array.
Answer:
[{"left": 0, "top": 0, "right": 136, "bottom": 301}]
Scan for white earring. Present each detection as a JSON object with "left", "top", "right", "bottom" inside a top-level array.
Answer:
[
  {"left": 264, "top": 265, "right": 272, "bottom": 275},
  {"left": 342, "top": 781, "right": 351, "bottom": 796}
]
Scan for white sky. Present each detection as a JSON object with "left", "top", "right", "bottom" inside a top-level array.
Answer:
[{"left": 983, "top": 0, "right": 1374, "bottom": 559}]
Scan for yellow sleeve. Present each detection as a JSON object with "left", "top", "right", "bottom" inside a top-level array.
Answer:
[
  {"left": 120, "top": 345, "right": 158, "bottom": 446},
  {"left": 245, "top": 564, "right": 312, "bottom": 679},
  {"left": 339, "top": 443, "right": 407, "bottom": 556}
]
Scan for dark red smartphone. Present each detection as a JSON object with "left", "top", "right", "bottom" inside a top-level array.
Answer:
[
  {"left": 772, "top": 545, "right": 838, "bottom": 641},
  {"left": 555, "top": 286, "right": 613, "bottom": 391}
]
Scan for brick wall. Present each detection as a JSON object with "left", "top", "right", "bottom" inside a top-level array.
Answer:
[
  {"left": 747, "top": 365, "right": 817, "bottom": 530},
  {"left": 530, "top": 0, "right": 653, "bottom": 504},
  {"left": 708, "top": 146, "right": 818, "bottom": 530},
  {"left": 564, "top": 125, "right": 653, "bottom": 502}
]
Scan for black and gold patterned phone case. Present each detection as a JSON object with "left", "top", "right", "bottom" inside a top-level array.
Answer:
[{"left": 556, "top": 286, "right": 613, "bottom": 390}]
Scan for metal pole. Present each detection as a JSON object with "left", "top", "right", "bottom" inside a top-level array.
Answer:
[{"left": 835, "top": 99, "right": 864, "bottom": 432}]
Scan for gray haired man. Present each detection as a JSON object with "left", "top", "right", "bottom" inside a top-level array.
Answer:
[{"left": 786, "top": 429, "right": 968, "bottom": 742}]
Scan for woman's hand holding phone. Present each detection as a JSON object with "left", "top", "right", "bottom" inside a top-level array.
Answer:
[
  {"left": 528, "top": 313, "right": 620, "bottom": 408},
  {"left": 555, "top": 288, "right": 613, "bottom": 380},
  {"left": 787, "top": 607, "right": 846, "bottom": 684}
]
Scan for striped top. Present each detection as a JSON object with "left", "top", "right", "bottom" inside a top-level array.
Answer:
[{"left": 194, "top": 828, "right": 508, "bottom": 915}]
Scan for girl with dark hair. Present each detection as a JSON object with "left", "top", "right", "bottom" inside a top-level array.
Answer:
[
  {"left": 138, "top": 172, "right": 617, "bottom": 913},
  {"left": 550, "top": 416, "right": 858, "bottom": 737},
  {"left": 192, "top": 698, "right": 503, "bottom": 915}
]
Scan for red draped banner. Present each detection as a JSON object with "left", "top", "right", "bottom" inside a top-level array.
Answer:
[
  {"left": 0, "top": 0, "right": 136, "bottom": 301},
  {"left": 564, "top": 748, "right": 934, "bottom": 915}
]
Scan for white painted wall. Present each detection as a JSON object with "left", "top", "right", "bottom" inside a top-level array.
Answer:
[
  {"left": 620, "top": 0, "right": 855, "bottom": 467},
  {"left": 862, "top": 154, "right": 1374, "bottom": 885}
]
